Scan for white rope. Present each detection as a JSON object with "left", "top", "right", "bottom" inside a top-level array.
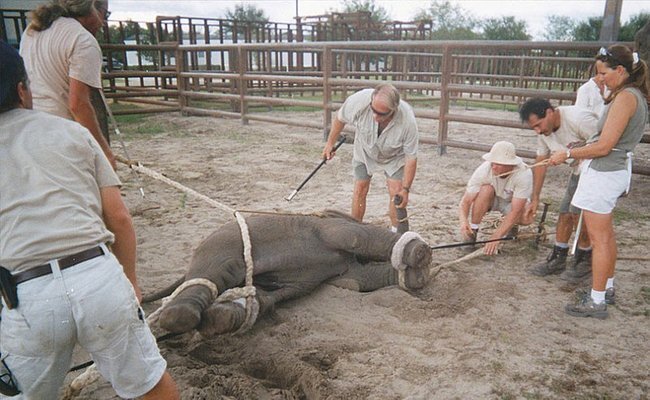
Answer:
[
  {"left": 390, "top": 231, "right": 425, "bottom": 290},
  {"left": 146, "top": 278, "right": 219, "bottom": 325},
  {"left": 128, "top": 162, "right": 235, "bottom": 214},
  {"left": 390, "top": 232, "right": 425, "bottom": 271},
  {"left": 68, "top": 365, "right": 101, "bottom": 396}
]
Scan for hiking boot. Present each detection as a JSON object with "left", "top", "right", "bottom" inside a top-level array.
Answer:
[
  {"left": 507, "top": 225, "right": 519, "bottom": 238},
  {"left": 561, "top": 248, "right": 592, "bottom": 282},
  {"left": 530, "top": 245, "right": 568, "bottom": 276},
  {"left": 461, "top": 228, "right": 479, "bottom": 253},
  {"left": 576, "top": 287, "right": 616, "bottom": 305},
  {"left": 565, "top": 292, "right": 608, "bottom": 319},
  {"left": 462, "top": 228, "right": 478, "bottom": 244}
]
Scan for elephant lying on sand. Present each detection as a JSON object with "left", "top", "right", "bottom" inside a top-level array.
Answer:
[{"left": 148, "top": 210, "right": 432, "bottom": 337}]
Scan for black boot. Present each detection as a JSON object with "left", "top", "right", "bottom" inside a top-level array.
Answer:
[
  {"left": 561, "top": 248, "right": 592, "bottom": 282},
  {"left": 530, "top": 245, "right": 568, "bottom": 276}
]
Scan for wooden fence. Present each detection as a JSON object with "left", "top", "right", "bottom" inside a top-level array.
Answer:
[{"left": 102, "top": 39, "right": 650, "bottom": 177}]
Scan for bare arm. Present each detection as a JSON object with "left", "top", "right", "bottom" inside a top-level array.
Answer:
[
  {"left": 101, "top": 185, "right": 141, "bottom": 302},
  {"left": 458, "top": 191, "right": 478, "bottom": 237},
  {"left": 322, "top": 117, "right": 346, "bottom": 160},
  {"left": 524, "top": 155, "right": 549, "bottom": 221},
  {"left": 484, "top": 197, "right": 527, "bottom": 255},
  {"left": 397, "top": 157, "right": 417, "bottom": 208},
  {"left": 69, "top": 78, "right": 116, "bottom": 169},
  {"left": 550, "top": 91, "right": 637, "bottom": 165}
]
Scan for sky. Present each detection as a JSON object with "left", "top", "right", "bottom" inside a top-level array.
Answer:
[{"left": 109, "top": 0, "right": 650, "bottom": 40}]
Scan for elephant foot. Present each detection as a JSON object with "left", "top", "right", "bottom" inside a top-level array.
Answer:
[
  {"left": 197, "top": 301, "right": 246, "bottom": 338},
  {"left": 158, "top": 302, "right": 202, "bottom": 334}
]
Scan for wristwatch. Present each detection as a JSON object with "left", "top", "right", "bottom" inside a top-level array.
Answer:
[
  {"left": 565, "top": 149, "right": 571, "bottom": 159},
  {"left": 403, "top": 186, "right": 410, "bottom": 193}
]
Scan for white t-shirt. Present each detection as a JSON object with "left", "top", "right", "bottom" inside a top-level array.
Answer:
[
  {"left": 575, "top": 78, "right": 605, "bottom": 118},
  {"left": 536, "top": 106, "right": 599, "bottom": 174},
  {"left": 337, "top": 89, "right": 419, "bottom": 176},
  {"left": 0, "top": 109, "right": 120, "bottom": 272},
  {"left": 466, "top": 161, "right": 533, "bottom": 202},
  {"left": 19, "top": 17, "right": 103, "bottom": 120}
]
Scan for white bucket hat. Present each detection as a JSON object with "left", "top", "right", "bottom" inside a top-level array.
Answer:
[{"left": 482, "top": 141, "right": 522, "bottom": 165}]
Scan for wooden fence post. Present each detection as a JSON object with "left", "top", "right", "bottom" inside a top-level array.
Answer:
[
  {"left": 322, "top": 46, "right": 332, "bottom": 141},
  {"left": 175, "top": 44, "right": 188, "bottom": 114},
  {"left": 238, "top": 47, "right": 249, "bottom": 125},
  {"left": 437, "top": 45, "right": 452, "bottom": 155}
]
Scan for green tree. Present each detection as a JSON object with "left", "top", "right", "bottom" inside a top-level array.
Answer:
[
  {"left": 413, "top": 0, "right": 480, "bottom": 40},
  {"left": 481, "top": 16, "right": 531, "bottom": 40},
  {"left": 572, "top": 16, "right": 601, "bottom": 41},
  {"left": 97, "top": 21, "right": 155, "bottom": 66},
  {"left": 225, "top": 3, "right": 269, "bottom": 23},
  {"left": 618, "top": 12, "right": 650, "bottom": 41},
  {"left": 543, "top": 15, "right": 576, "bottom": 41},
  {"left": 340, "top": 0, "right": 391, "bottom": 24}
]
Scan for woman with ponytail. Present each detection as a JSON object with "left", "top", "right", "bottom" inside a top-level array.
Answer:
[
  {"left": 19, "top": 0, "right": 115, "bottom": 168},
  {"left": 549, "top": 44, "right": 649, "bottom": 319}
]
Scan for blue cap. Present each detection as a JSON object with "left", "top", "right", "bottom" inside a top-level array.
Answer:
[{"left": 0, "top": 40, "right": 26, "bottom": 109}]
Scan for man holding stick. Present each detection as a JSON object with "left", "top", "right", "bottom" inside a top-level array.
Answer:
[
  {"left": 323, "top": 84, "right": 419, "bottom": 231},
  {"left": 519, "top": 98, "right": 599, "bottom": 280}
]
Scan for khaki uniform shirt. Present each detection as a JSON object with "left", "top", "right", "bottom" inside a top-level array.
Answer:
[
  {"left": 466, "top": 161, "right": 533, "bottom": 202},
  {"left": 20, "top": 17, "right": 103, "bottom": 120},
  {"left": 536, "top": 106, "right": 599, "bottom": 175},
  {"left": 337, "top": 89, "right": 419, "bottom": 177},
  {"left": 0, "top": 109, "right": 120, "bottom": 272}
]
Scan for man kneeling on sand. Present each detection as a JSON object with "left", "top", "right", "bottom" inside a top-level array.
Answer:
[{"left": 458, "top": 141, "right": 534, "bottom": 255}]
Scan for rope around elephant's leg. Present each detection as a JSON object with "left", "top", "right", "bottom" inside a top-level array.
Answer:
[
  {"left": 146, "top": 278, "right": 219, "bottom": 325},
  {"left": 118, "top": 160, "right": 263, "bottom": 333}
]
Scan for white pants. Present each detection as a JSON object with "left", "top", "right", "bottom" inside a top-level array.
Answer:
[{"left": 1, "top": 245, "right": 166, "bottom": 399}]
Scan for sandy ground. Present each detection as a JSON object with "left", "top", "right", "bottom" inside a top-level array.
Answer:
[{"left": 66, "top": 107, "right": 650, "bottom": 399}]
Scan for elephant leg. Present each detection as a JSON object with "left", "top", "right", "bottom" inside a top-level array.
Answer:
[
  {"left": 197, "top": 300, "right": 247, "bottom": 337},
  {"left": 158, "top": 285, "right": 214, "bottom": 334},
  {"left": 328, "top": 262, "right": 395, "bottom": 292},
  {"left": 198, "top": 276, "right": 327, "bottom": 337},
  {"left": 318, "top": 220, "right": 396, "bottom": 261},
  {"left": 159, "top": 258, "right": 246, "bottom": 334}
]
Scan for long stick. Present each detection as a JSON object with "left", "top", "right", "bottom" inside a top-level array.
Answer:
[
  {"left": 285, "top": 137, "right": 346, "bottom": 201},
  {"left": 430, "top": 235, "right": 516, "bottom": 250},
  {"left": 571, "top": 209, "right": 584, "bottom": 256},
  {"left": 535, "top": 202, "right": 550, "bottom": 247}
]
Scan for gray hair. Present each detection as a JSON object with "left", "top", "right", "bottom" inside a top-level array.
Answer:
[
  {"left": 29, "top": 0, "right": 107, "bottom": 31},
  {"left": 372, "top": 83, "right": 400, "bottom": 112}
]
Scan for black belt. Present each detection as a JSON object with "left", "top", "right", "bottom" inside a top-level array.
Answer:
[{"left": 13, "top": 246, "right": 105, "bottom": 285}]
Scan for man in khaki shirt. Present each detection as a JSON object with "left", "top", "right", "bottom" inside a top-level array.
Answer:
[
  {"left": 323, "top": 84, "right": 419, "bottom": 231},
  {"left": 459, "top": 141, "right": 534, "bottom": 255}
]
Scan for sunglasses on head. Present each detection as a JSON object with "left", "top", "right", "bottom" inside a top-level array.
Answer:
[
  {"left": 370, "top": 103, "right": 393, "bottom": 117},
  {"left": 597, "top": 46, "right": 622, "bottom": 66}
]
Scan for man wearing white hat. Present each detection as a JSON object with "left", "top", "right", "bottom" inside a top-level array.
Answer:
[{"left": 458, "top": 141, "right": 533, "bottom": 255}]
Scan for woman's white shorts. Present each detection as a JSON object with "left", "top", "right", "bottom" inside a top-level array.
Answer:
[{"left": 571, "top": 160, "right": 629, "bottom": 214}]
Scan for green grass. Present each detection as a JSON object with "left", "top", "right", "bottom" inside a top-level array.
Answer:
[{"left": 108, "top": 103, "right": 177, "bottom": 138}]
